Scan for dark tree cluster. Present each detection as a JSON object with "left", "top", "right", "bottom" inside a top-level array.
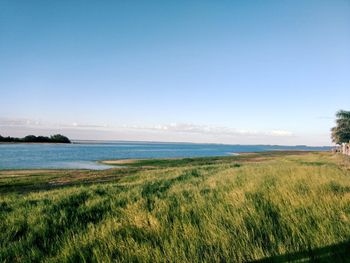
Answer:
[
  {"left": 331, "top": 110, "right": 350, "bottom": 144},
  {"left": 0, "top": 134, "right": 71, "bottom": 143}
]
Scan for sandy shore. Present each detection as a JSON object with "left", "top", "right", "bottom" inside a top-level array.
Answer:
[{"left": 101, "top": 159, "right": 145, "bottom": 165}]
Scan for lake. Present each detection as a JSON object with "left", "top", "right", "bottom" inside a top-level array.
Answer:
[{"left": 0, "top": 141, "right": 331, "bottom": 170}]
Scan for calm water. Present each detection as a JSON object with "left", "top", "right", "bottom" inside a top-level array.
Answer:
[{"left": 0, "top": 141, "right": 331, "bottom": 170}]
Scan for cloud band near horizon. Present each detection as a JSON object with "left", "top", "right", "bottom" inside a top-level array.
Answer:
[{"left": 0, "top": 117, "right": 331, "bottom": 146}]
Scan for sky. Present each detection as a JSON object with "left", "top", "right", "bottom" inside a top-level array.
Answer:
[{"left": 1, "top": 0, "right": 349, "bottom": 146}]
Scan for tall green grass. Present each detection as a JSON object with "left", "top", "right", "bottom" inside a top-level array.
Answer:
[{"left": 1, "top": 152, "right": 350, "bottom": 262}]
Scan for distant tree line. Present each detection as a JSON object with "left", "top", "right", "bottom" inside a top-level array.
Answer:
[{"left": 0, "top": 134, "right": 71, "bottom": 143}]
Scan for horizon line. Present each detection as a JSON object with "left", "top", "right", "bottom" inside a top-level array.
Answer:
[{"left": 71, "top": 139, "right": 333, "bottom": 148}]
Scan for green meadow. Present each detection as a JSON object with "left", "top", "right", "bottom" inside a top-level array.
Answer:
[{"left": 1, "top": 151, "right": 350, "bottom": 262}]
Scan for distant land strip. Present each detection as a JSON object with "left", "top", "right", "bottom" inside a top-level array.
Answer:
[{"left": 0, "top": 134, "right": 71, "bottom": 143}]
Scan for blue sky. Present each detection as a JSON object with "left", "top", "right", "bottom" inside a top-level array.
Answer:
[{"left": 1, "top": 0, "right": 349, "bottom": 145}]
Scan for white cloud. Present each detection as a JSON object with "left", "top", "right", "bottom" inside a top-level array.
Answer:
[
  {"left": 0, "top": 118, "right": 293, "bottom": 138},
  {"left": 1, "top": 117, "right": 313, "bottom": 145},
  {"left": 269, "top": 130, "right": 293, "bottom": 137},
  {"left": 134, "top": 123, "right": 293, "bottom": 137}
]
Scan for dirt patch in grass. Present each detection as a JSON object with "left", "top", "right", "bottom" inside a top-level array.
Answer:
[{"left": 0, "top": 170, "right": 69, "bottom": 176}]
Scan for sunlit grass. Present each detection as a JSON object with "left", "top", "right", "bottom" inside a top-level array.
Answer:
[{"left": 1, "top": 152, "right": 350, "bottom": 262}]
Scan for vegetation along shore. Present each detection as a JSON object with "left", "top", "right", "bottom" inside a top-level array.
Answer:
[
  {"left": 1, "top": 151, "right": 350, "bottom": 262},
  {"left": 0, "top": 134, "right": 71, "bottom": 144}
]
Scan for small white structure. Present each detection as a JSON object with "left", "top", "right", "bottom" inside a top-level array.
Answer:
[{"left": 341, "top": 142, "right": 350, "bottom": 155}]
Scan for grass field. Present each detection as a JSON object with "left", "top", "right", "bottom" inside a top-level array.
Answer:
[{"left": 1, "top": 151, "right": 350, "bottom": 262}]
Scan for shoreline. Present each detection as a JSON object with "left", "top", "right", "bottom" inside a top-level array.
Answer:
[
  {"left": 0, "top": 150, "right": 326, "bottom": 171},
  {"left": 100, "top": 150, "right": 318, "bottom": 165}
]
